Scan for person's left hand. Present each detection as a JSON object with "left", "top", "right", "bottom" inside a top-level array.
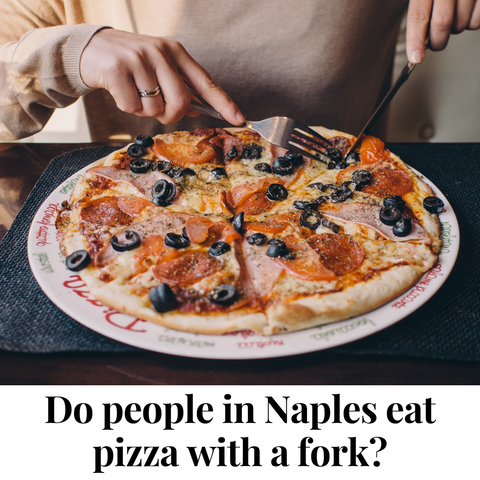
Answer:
[{"left": 406, "top": 0, "right": 480, "bottom": 63}]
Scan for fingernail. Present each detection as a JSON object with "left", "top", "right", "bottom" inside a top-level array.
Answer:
[
  {"left": 411, "top": 50, "right": 423, "bottom": 64},
  {"left": 236, "top": 112, "right": 246, "bottom": 124}
]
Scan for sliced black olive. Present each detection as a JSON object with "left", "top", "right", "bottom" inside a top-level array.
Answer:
[
  {"left": 322, "top": 183, "right": 338, "bottom": 193},
  {"left": 246, "top": 233, "right": 267, "bottom": 246},
  {"left": 149, "top": 284, "right": 178, "bottom": 313},
  {"left": 233, "top": 212, "right": 244, "bottom": 232},
  {"left": 226, "top": 145, "right": 238, "bottom": 160},
  {"left": 335, "top": 162, "right": 348, "bottom": 170},
  {"left": 174, "top": 167, "right": 195, "bottom": 178},
  {"left": 315, "top": 195, "right": 328, "bottom": 205},
  {"left": 293, "top": 200, "right": 318, "bottom": 210},
  {"left": 308, "top": 182, "right": 324, "bottom": 190},
  {"left": 241, "top": 143, "right": 264, "bottom": 160},
  {"left": 341, "top": 181, "right": 356, "bottom": 192},
  {"left": 379, "top": 206, "right": 402, "bottom": 226},
  {"left": 209, "top": 284, "right": 237, "bottom": 306},
  {"left": 209, "top": 241, "right": 230, "bottom": 257},
  {"left": 164, "top": 233, "right": 189, "bottom": 249},
  {"left": 393, "top": 217, "right": 412, "bottom": 237},
  {"left": 66, "top": 250, "right": 90, "bottom": 271},
  {"left": 266, "top": 239, "right": 288, "bottom": 257},
  {"left": 284, "top": 150, "right": 304, "bottom": 167},
  {"left": 282, "top": 252, "right": 296, "bottom": 260},
  {"left": 254, "top": 162, "right": 272, "bottom": 173},
  {"left": 384, "top": 195, "right": 406, "bottom": 211},
  {"left": 327, "top": 161, "right": 336, "bottom": 170},
  {"left": 325, "top": 147, "right": 343, "bottom": 162},
  {"left": 321, "top": 218, "right": 340, "bottom": 233},
  {"left": 151, "top": 160, "right": 172, "bottom": 174},
  {"left": 346, "top": 152, "right": 360, "bottom": 164},
  {"left": 266, "top": 183, "right": 288, "bottom": 201},
  {"left": 151, "top": 179, "right": 176, "bottom": 206},
  {"left": 300, "top": 210, "right": 323, "bottom": 230},
  {"left": 423, "top": 196, "right": 444, "bottom": 214},
  {"left": 351, "top": 169, "right": 371, "bottom": 185},
  {"left": 134, "top": 135, "right": 154, "bottom": 148},
  {"left": 111, "top": 230, "right": 141, "bottom": 252},
  {"left": 330, "top": 190, "right": 352, "bottom": 203},
  {"left": 272, "top": 157, "right": 294, "bottom": 176},
  {"left": 212, "top": 167, "right": 227, "bottom": 179},
  {"left": 182, "top": 227, "right": 190, "bottom": 242},
  {"left": 127, "top": 144, "right": 146, "bottom": 158},
  {"left": 129, "top": 158, "right": 152, "bottom": 174}
]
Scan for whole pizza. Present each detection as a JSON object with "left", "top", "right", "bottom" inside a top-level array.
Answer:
[{"left": 56, "top": 126, "right": 443, "bottom": 336}]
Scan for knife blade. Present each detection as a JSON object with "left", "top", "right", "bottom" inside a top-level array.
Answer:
[{"left": 346, "top": 61, "right": 417, "bottom": 156}]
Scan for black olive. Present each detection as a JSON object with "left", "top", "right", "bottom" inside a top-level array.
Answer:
[
  {"left": 315, "top": 195, "right": 328, "bottom": 205},
  {"left": 111, "top": 230, "right": 141, "bottom": 252},
  {"left": 379, "top": 206, "right": 402, "bottom": 226},
  {"left": 134, "top": 135, "right": 154, "bottom": 148},
  {"left": 246, "top": 233, "right": 267, "bottom": 246},
  {"left": 300, "top": 210, "right": 322, "bottom": 230},
  {"left": 209, "top": 241, "right": 231, "bottom": 257},
  {"left": 282, "top": 252, "right": 296, "bottom": 260},
  {"left": 174, "top": 167, "right": 195, "bottom": 178},
  {"left": 127, "top": 144, "right": 146, "bottom": 158},
  {"left": 341, "top": 181, "right": 356, "bottom": 192},
  {"left": 293, "top": 200, "right": 318, "bottom": 210},
  {"left": 233, "top": 212, "right": 244, "bottom": 232},
  {"left": 151, "top": 179, "right": 176, "bottom": 206},
  {"left": 266, "top": 240, "right": 288, "bottom": 258},
  {"left": 272, "top": 157, "right": 294, "bottom": 176},
  {"left": 325, "top": 147, "right": 343, "bottom": 162},
  {"left": 129, "top": 158, "right": 152, "bottom": 174},
  {"left": 266, "top": 183, "right": 288, "bottom": 201},
  {"left": 66, "top": 250, "right": 90, "bottom": 271},
  {"left": 182, "top": 227, "right": 190, "bottom": 242},
  {"left": 351, "top": 169, "right": 371, "bottom": 185},
  {"left": 322, "top": 183, "right": 338, "bottom": 193},
  {"left": 308, "top": 182, "right": 324, "bottom": 190},
  {"left": 152, "top": 160, "right": 172, "bottom": 174},
  {"left": 254, "top": 162, "right": 272, "bottom": 173},
  {"left": 330, "top": 190, "right": 352, "bottom": 203},
  {"left": 241, "top": 144, "right": 264, "bottom": 160},
  {"left": 393, "top": 217, "right": 412, "bottom": 237},
  {"left": 423, "top": 196, "right": 444, "bottom": 214},
  {"left": 209, "top": 284, "right": 237, "bottom": 306},
  {"left": 149, "top": 284, "right": 178, "bottom": 313},
  {"left": 346, "top": 152, "right": 360, "bottom": 164},
  {"left": 383, "top": 196, "right": 406, "bottom": 211},
  {"left": 321, "top": 218, "right": 340, "bottom": 233},
  {"left": 284, "top": 150, "right": 304, "bottom": 166},
  {"left": 335, "top": 161, "right": 348, "bottom": 170},
  {"left": 226, "top": 145, "right": 238, "bottom": 160},
  {"left": 164, "top": 233, "right": 189, "bottom": 249},
  {"left": 327, "top": 161, "right": 336, "bottom": 170},
  {"left": 212, "top": 167, "right": 227, "bottom": 179}
]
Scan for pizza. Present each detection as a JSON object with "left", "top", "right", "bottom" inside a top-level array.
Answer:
[{"left": 56, "top": 126, "right": 443, "bottom": 336}]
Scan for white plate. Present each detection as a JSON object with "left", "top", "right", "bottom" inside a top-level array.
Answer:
[{"left": 27, "top": 163, "right": 459, "bottom": 359}]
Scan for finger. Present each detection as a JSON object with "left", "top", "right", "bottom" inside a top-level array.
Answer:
[
  {"left": 107, "top": 71, "right": 145, "bottom": 115},
  {"left": 452, "top": 0, "right": 476, "bottom": 32},
  {"left": 406, "top": 0, "right": 433, "bottom": 63},
  {"left": 468, "top": 0, "right": 480, "bottom": 28},
  {"left": 173, "top": 45, "right": 245, "bottom": 125},
  {"left": 132, "top": 64, "right": 166, "bottom": 118},
  {"left": 429, "top": 0, "right": 456, "bottom": 51}
]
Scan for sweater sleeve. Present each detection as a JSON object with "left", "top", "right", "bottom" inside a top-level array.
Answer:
[{"left": 0, "top": 24, "right": 108, "bottom": 141}]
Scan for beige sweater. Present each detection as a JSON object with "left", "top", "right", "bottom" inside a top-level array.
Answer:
[{"left": 0, "top": 0, "right": 408, "bottom": 142}]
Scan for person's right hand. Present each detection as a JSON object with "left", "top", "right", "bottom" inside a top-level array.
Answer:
[{"left": 80, "top": 29, "right": 245, "bottom": 126}]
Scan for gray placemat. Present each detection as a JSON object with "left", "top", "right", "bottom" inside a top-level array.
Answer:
[{"left": 0, "top": 144, "right": 478, "bottom": 360}]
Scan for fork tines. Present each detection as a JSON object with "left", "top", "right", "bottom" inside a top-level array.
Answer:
[{"left": 289, "top": 123, "right": 332, "bottom": 162}]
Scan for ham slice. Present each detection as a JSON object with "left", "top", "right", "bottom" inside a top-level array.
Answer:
[{"left": 323, "top": 203, "right": 431, "bottom": 243}]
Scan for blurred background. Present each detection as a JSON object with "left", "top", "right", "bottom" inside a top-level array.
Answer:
[{"left": 18, "top": 21, "right": 480, "bottom": 144}]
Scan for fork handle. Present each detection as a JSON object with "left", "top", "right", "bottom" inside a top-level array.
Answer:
[{"left": 189, "top": 98, "right": 226, "bottom": 121}]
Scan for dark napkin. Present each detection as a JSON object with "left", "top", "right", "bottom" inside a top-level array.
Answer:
[{"left": 0, "top": 144, "right": 479, "bottom": 360}]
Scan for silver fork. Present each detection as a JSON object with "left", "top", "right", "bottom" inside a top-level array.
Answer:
[{"left": 188, "top": 97, "right": 332, "bottom": 162}]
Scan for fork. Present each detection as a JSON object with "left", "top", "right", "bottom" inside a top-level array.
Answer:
[{"left": 188, "top": 97, "right": 332, "bottom": 162}]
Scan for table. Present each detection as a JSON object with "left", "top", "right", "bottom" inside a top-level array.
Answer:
[{"left": 1, "top": 142, "right": 479, "bottom": 385}]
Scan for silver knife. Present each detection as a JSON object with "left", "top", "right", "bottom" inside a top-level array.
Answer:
[{"left": 346, "top": 61, "right": 417, "bottom": 156}]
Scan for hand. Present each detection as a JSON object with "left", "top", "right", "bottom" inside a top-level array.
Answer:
[
  {"left": 406, "top": 0, "right": 480, "bottom": 63},
  {"left": 80, "top": 29, "right": 245, "bottom": 125}
]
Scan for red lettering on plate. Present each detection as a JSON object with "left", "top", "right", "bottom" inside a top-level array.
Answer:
[{"left": 104, "top": 309, "right": 147, "bottom": 332}]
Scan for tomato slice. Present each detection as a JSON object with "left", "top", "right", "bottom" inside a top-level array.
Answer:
[
  {"left": 153, "top": 138, "right": 218, "bottom": 165},
  {"left": 131, "top": 235, "right": 181, "bottom": 277},
  {"left": 359, "top": 135, "right": 386, "bottom": 165},
  {"left": 118, "top": 197, "right": 153, "bottom": 217},
  {"left": 245, "top": 213, "right": 297, "bottom": 234},
  {"left": 231, "top": 178, "right": 281, "bottom": 209},
  {"left": 185, "top": 217, "right": 213, "bottom": 244}
]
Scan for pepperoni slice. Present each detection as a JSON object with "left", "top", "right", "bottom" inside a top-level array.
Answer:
[
  {"left": 307, "top": 233, "right": 364, "bottom": 276},
  {"left": 361, "top": 167, "right": 413, "bottom": 197},
  {"left": 359, "top": 136, "right": 386, "bottom": 164},
  {"left": 131, "top": 235, "right": 181, "bottom": 277},
  {"left": 153, "top": 138, "right": 218, "bottom": 165},
  {"left": 152, "top": 251, "right": 221, "bottom": 285},
  {"left": 118, "top": 197, "right": 153, "bottom": 217},
  {"left": 236, "top": 192, "right": 275, "bottom": 216},
  {"left": 231, "top": 178, "right": 281, "bottom": 209},
  {"left": 81, "top": 196, "right": 132, "bottom": 227},
  {"left": 185, "top": 217, "right": 213, "bottom": 244},
  {"left": 274, "top": 236, "right": 337, "bottom": 282}
]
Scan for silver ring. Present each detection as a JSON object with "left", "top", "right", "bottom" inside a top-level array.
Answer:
[{"left": 137, "top": 85, "right": 162, "bottom": 98}]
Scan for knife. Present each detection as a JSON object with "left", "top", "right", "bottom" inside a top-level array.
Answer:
[{"left": 346, "top": 61, "right": 417, "bottom": 156}]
